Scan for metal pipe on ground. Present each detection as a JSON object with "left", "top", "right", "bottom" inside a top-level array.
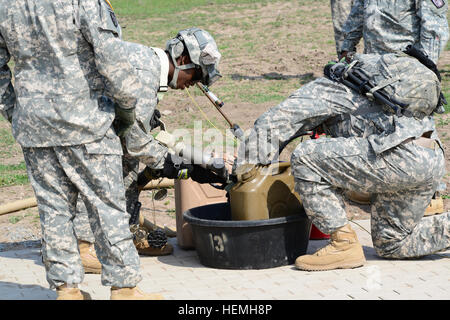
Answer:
[
  {"left": 0, "top": 197, "right": 37, "bottom": 216},
  {"left": 0, "top": 179, "right": 175, "bottom": 216}
]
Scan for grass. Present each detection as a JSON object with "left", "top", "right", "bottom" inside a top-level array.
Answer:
[
  {"left": 436, "top": 116, "right": 450, "bottom": 127},
  {"left": 7, "top": 212, "right": 36, "bottom": 224},
  {"left": 216, "top": 74, "right": 314, "bottom": 105},
  {"left": 0, "top": 127, "right": 15, "bottom": 146},
  {"left": 0, "top": 162, "right": 28, "bottom": 187},
  {"left": 111, "top": 0, "right": 289, "bottom": 18},
  {"left": 8, "top": 216, "right": 22, "bottom": 224},
  {"left": 166, "top": 208, "right": 176, "bottom": 218},
  {"left": 0, "top": 126, "right": 21, "bottom": 159}
]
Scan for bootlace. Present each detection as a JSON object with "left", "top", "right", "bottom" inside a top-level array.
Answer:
[{"left": 314, "top": 241, "right": 337, "bottom": 256}]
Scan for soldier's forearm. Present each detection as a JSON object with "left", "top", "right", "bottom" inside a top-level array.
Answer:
[
  {"left": 417, "top": 0, "right": 449, "bottom": 64},
  {"left": 340, "top": 0, "right": 364, "bottom": 53}
]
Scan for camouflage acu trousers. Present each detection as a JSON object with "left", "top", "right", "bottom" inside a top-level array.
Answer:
[
  {"left": 291, "top": 136, "right": 449, "bottom": 258},
  {"left": 330, "top": 0, "right": 354, "bottom": 55},
  {"left": 23, "top": 141, "right": 141, "bottom": 288},
  {"left": 74, "top": 152, "right": 140, "bottom": 243}
]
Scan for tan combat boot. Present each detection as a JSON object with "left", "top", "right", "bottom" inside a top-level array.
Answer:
[
  {"left": 110, "top": 286, "right": 164, "bottom": 300},
  {"left": 295, "top": 224, "right": 366, "bottom": 271},
  {"left": 135, "top": 240, "right": 174, "bottom": 256},
  {"left": 131, "top": 225, "right": 174, "bottom": 256},
  {"left": 56, "top": 284, "right": 91, "bottom": 300},
  {"left": 79, "top": 240, "right": 102, "bottom": 274}
]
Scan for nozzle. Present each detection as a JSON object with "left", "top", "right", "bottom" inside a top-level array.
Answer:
[
  {"left": 199, "top": 84, "right": 224, "bottom": 108},
  {"left": 230, "top": 124, "right": 244, "bottom": 140}
]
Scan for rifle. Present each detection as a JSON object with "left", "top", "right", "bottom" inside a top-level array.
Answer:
[{"left": 324, "top": 60, "right": 408, "bottom": 117}]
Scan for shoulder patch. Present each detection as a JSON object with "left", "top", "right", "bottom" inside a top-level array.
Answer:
[
  {"left": 110, "top": 11, "right": 119, "bottom": 27},
  {"left": 102, "top": 0, "right": 119, "bottom": 28},
  {"left": 431, "top": 0, "right": 445, "bottom": 8}
]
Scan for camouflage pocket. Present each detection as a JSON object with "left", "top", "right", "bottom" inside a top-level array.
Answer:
[{"left": 84, "top": 127, "right": 123, "bottom": 155}]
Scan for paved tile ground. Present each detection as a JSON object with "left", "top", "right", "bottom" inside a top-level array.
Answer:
[{"left": 0, "top": 219, "right": 448, "bottom": 300}]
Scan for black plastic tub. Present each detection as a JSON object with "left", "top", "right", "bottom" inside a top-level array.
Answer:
[{"left": 183, "top": 202, "right": 312, "bottom": 269}]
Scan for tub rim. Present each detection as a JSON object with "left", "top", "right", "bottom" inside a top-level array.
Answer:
[{"left": 183, "top": 202, "right": 308, "bottom": 228}]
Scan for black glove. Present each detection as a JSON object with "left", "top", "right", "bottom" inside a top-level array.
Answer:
[
  {"left": 137, "top": 166, "right": 159, "bottom": 189},
  {"left": 149, "top": 109, "right": 162, "bottom": 130},
  {"left": 161, "top": 154, "right": 193, "bottom": 179},
  {"left": 190, "top": 165, "right": 228, "bottom": 185},
  {"left": 323, "top": 59, "right": 348, "bottom": 81}
]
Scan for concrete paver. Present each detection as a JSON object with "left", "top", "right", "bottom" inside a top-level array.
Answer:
[{"left": 0, "top": 219, "right": 448, "bottom": 300}]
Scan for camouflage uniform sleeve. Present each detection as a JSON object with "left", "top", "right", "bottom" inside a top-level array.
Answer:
[
  {"left": 237, "top": 78, "right": 358, "bottom": 166},
  {"left": 124, "top": 123, "right": 169, "bottom": 170},
  {"left": 0, "top": 32, "right": 15, "bottom": 122},
  {"left": 340, "top": 0, "right": 364, "bottom": 53},
  {"left": 416, "top": 0, "right": 449, "bottom": 64},
  {"left": 78, "top": 0, "right": 143, "bottom": 110}
]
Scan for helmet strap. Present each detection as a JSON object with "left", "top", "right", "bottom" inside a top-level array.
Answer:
[{"left": 169, "top": 52, "right": 196, "bottom": 89}]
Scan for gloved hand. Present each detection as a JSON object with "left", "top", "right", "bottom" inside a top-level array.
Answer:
[
  {"left": 338, "top": 50, "right": 354, "bottom": 63},
  {"left": 114, "top": 103, "right": 136, "bottom": 137},
  {"left": 161, "top": 154, "right": 193, "bottom": 180},
  {"left": 137, "top": 166, "right": 160, "bottom": 190},
  {"left": 149, "top": 109, "right": 162, "bottom": 130},
  {"left": 190, "top": 165, "right": 228, "bottom": 185},
  {"left": 323, "top": 58, "right": 348, "bottom": 81}
]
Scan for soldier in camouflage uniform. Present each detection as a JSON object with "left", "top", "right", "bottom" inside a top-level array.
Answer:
[
  {"left": 0, "top": 0, "right": 169, "bottom": 300},
  {"left": 330, "top": 0, "right": 355, "bottom": 55},
  {"left": 338, "top": 0, "right": 449, "bottom": 212},
  {"left": 236, "top": 52, "right": 449, "bottom": 271},
  {"left": 73, "top": 28, "right": 222, "bottom": 270},
  {"left": 340, "top": 0, "right": 449, "bottom": 64}
]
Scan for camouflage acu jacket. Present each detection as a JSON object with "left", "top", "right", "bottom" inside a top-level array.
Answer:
[
  {"left": 120, "top": 42, "right": 169, "bottom": 170},
  {"left": 341, "top": 0, "right": 449, "bottom": 64},
  {"left": 0, "top": 0, "right": 145, "bottom": 147}
]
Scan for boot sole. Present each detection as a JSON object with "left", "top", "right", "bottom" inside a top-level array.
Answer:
[
  {"left": 84, "top": 267, "right": 101, "bottom": 274},
  {"left": 137, "top": 250, "right": 173, "bottom": 256},
  {"left": 57, "top": 290, "right": 92, "bottom": 300},
  {"left": 295, "top": 258, "right": 366, "bottom": 272}
]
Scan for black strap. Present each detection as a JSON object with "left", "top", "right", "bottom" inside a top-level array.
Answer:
[{"left": 403, "top": 45, "right": 441, "bottom": 81}]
